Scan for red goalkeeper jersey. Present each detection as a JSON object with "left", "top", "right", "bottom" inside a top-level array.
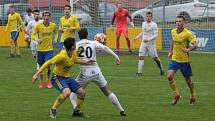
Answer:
[{"left": 112, "top": 9, "right": 132, "bottom": 28}]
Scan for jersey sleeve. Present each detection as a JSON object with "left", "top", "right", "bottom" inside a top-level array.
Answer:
[
  {"left": 39, "top": 54, "right": 64, "bottom": 73},
  {"left": 70, "top": 16, "right": 81, "bottom": 30},
  {"left": 74, "top": 50, "right": 81, "bottom": 63},
  {"left": 95, "top": 41, "right": 106, "bottom": 49},
  {"left": 188, "top": 31, "right": 196, "bottom": 44},
  {"left": 59, "top": 18, "right": 63, "bottom": 29},
  {"left": 17, "top": 13, "right": 25, "bottom": 30},
  {"left": 53, "top": 23, "right": 58, "bottom": 42}
]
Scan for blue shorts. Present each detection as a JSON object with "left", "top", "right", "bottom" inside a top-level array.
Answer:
[
  {"left": 10, "top": 31, "right": 19, "bottom": 41},
  {"left": 37, "top": 51, "right": 53, "bottom": 66},
  {"left": 168, "top": 60, "right": 192, "bottom": 77},
  {"left": 51, "top": 73, "right": 81, "bottom": 93}
]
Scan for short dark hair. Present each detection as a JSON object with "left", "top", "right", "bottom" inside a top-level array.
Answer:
[
  {"left": 64, "top": 37, "right": 76, "bottom": 51},
  {"left": 9, "top": 4, "right": 14, "bottom": 7},
  {"left": 27, "top": 8, "right": 32, "bottom": 13},
  {"left": 42, "top": 11, "right": 51, "bottom": 17},
  {"left": 146, "top": 11, "right": 152, "bottom": 16},
  {"left": 78, "top": 28, "right": 88, "bottom": 40},
  {"left": 64, "top": 5, "right": 71, "bottom": 10},
  {"left": 177, "top": 15, "right": 186, "bottom": 21},
  {"left": 33, "top": 9, "right": 40, "bottom": 13}
]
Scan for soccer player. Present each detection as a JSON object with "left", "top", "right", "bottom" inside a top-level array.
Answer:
[
  {"left": 134, "top": 11, "right": 164, "bottom": 76},
  {"left": 69, "top": 28, "right": 126, "bottom": 116},
  {"left": 167, "top": 15, "right": 197, "bottom": 105},
  {"left": 58, "top": 5, "right": 80, "bottom": 50},
  {"left": 111, "top": 3, "right": 134, "bottom": 53},
  {"left": 32, "top": 37, "right": 95, "bottom": 118},
  {"left": 25, "top": 9, "right": 42, "bottom": 71},
  {"left": 31, "top": 11, "right": 57, "bottom": 89},
  {"left": 24, "top": 8, "right": 34, "bottom": 48},
  {"left": 4, "top": 5, "right": 25, "bottom": 57}
]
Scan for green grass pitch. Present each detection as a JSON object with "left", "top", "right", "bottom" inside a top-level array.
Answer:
[{"left": 0, "top": 47, "right": 215, "bottom": 121}]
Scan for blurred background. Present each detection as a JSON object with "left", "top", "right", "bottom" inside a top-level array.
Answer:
[{"left": 1, "top": 0, "right": 215, "bottom": 51}]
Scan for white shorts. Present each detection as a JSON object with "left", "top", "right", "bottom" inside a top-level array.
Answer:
[
  {"left": 30, "top": 40, "right": 38, "bottom": 54},
  {"left": 76, "top": 67, "right": 107, "bottom": 88},
  {"left": 139, "top": 43, "right": 158, "bottom": 57}
]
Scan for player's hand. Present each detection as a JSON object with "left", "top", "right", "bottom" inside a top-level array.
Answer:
[
  {"left": 181, "top": 48, "right": 190, "bottom": 53},
  {"left": 110, "top": 25, "right": 114, "bottom": 31},
  {"left": 32, "top": 72, "right": 40, "bottom": 83},
  {"left": 168, "top": 52, "right": 173, "bottom": 60},
  {"left": 143, "top": 39, "right": 149, "bottom": 43},
  {"left": 66, "top": 28, "right": 72, "bottom": 33},
  {"left": 87, "top": 60, "right": 96, "bottom": 64},
  {"left": 115, "top": 59, "right": 121, "bottom": 65},
  {"left": 134, "top": 38, "right": 138, "bottom": 42},
  {"left": 130, "top": 22, "right": 134, "bottom": 28},
  {"left": 59, "top": 29, "right": 64, "bottom": 33},
  {"left": 37, "top": 39, "right": 43, "bottom": 44}
]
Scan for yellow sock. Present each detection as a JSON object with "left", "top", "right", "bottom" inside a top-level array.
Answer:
[
  {"left": 169, "top": 80, "right": 180, "bottom": 96},
  {"left": 15, "top": 44, "right": 20, "bottom": 55},
  {"left": 52, "top": 94, "right": 66, "bottom": 110},
  {"left": 10, "top": 43, "right": 15, "bottom": 55},
  {"left": 77, "top": 95, "right": 85, "bottom": 111}
]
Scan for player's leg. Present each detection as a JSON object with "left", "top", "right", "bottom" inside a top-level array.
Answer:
[
  {"left": 180, "top": 63, "right": 196, "bottom": 105},
  {"left": 9, "top": 32, "right": 16, "bottom": 57},
  {"left": 167, "top": 61, "right": 181, "bottom": 105},
  {"left": 37, "top": 51, "right": 45, "bottom": 88},
  {"left": 14, "top": 32, "right": 20, "bottom": 57},
  {"left": 45, "top": 51, "right": 53, "bottom": 88},
  {"left": 153, "top": 57, "right": 164, "bottom": 75},
  {"left": 50, "top": 75, "right": 72, "bottom": 118},
  {"left": 115, "top": 28, "right": 122, "bottom": 53},
  {"left": 123, "top": 28, "right": 132, "bottom": 52},
  {"left": 95, "top": 74, "right": 126, "bottom": 116},
  {"left": 30, "top": 40, "right": 39, "bottom": 70},
  {"left": 137, "top": 43, "right": 146, "bottom": 76}
]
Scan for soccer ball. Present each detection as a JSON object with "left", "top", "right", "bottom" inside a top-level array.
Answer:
[{"left": 94, "top": 33, "right": 106, "bottom": 43}]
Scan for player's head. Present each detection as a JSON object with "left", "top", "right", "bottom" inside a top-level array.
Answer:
[
  {"left": 9, "top": 4, "right": 15, "bottom": 13},
  {"left": 64, "top": 37, "right": 76, "bottom": 51},
  {"left": 176, "top": 15, "right": 185, "bottom": 29},
  {"left": 33, "top": 9, "right": 40, "bottom": 21},
  {"left": 42, "top": 11, "right": 51, "bottom": 21},
  {"left": 117, "top": 3, "right": 123, "bottom": 10},
  {"left": 27, "top": 8, "right": 32, "bottom": 15},
  {"left": 146, "top": 11, "right": 153, "bottom": 23},
  {"left": 64, "top": 5, "right": 71, "bottom": 16},
  {"left": 78, "top": 28, "right": 88, "bottom": 40}
]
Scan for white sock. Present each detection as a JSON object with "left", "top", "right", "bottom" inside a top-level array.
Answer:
[
  {"left": 138, "top": 60, "right": 144, "bottom": 73},
  {"left": 36, "top": 63, "right": 40, "bottom": 71},
  {"left": 108, "top": 93, "right": 124, "bottom": 112},
  {"left": 69, "top": 92, "right": 77, "bottom": 109}
]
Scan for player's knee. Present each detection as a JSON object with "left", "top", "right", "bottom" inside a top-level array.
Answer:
[
  {"left": 62, "top": 88, "right": 71, "bottom": 97},
  {"left": 139, "top": 56, "right": 144, "bottom": 60},
  {"left": 167, "top": 74, "right": 173, "bottom": 81},
  {"left": 77, "top": 88, "right": 86, "bottom": 98}
]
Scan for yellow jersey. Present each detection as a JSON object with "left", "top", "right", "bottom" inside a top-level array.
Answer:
[
  {"left": 59, "top": 15, "right": 80, "bottom": 42},
  {"left": 171, "top": 28, "right": 196, "bottom": 63},
  {"left": 5, "top": 12, "right": 25, "bottom": 32},
  {"left": 31, "top": 22, "right": 58, "bottom": 51},
  {"left": 39, "top": 49, "right": 80, "bottom": 77}
]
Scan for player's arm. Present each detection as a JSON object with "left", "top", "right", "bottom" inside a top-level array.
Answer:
[
  {"left": 25, "top": 22, "right": 31, "bottom": 35},
  {"left": 32, "top": 55, "right": 64, "bottom": 83},
  {"left": 4, "top": 16, "right": 10, "bottom": 33},
  {"left": 53, "top": 24, "right": 58, "bottom": 42},
  {"left": 70, "top": 17, "right": 80, "bottom": 30},
  {"left": 181, "top": 32, "right": 197, "bottom": 53},
  {"left": 134, "top": 32, "right": 143, "bottom": 42},
  {"left": 31, "top": 24, "right": 42, "bottom": 43},
  {"left": 97, "top": 42, "right": 120, "bottom": 64},
  {"left": 58, "top": 18, "right": 64, "bottom": 33},
  {"left": 168, "top": 31, "right": 174, "bottom": 60},
  {"left": 74, "top": 50, "right": 96, "bottom": 65},
  {"left": 126, "top": 9, "right": 134, "bottom": 27},
  {"left": 148, "top": 23, "right": 158, "bottom": 41},
  {"left": 17, "top": 14, "right": 26, "bottom": 30}
]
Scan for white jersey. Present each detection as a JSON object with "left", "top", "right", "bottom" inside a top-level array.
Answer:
[
  {"left": 26, "top": 19, "right": 43, "bottom": 34},
  {"left": 76, "top": 39, "right": 106, "bottom": 68},
  {"left": 76, "top": 39, "right": 119, "bottom": 87},
  {"left": 141, "top": 21, "right": 158, "bottom": 45},
  {"left": 24, "top": 14, "right": 34, "bottom": 25}
]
